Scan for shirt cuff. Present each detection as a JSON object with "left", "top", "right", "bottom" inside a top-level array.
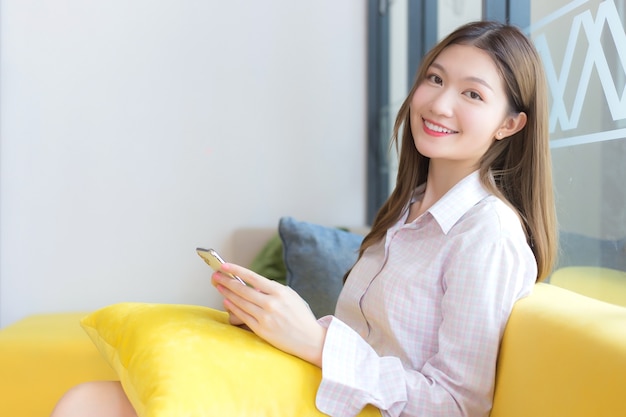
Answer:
[{"left": 316, "top": 317, "right": 406, "bottom": 416}]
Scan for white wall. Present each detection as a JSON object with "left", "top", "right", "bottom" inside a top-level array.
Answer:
[{"left": 0, "top": 1, "right": 367, "bottom": 327}]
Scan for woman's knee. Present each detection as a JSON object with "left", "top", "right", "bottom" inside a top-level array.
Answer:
[{"left": 50, "top": 381, "right": 136, "bottom": 417}]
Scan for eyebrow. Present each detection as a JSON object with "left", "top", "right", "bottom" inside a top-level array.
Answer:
[{"left": 429, "top": 62, "right": 494, "bottom": 92}]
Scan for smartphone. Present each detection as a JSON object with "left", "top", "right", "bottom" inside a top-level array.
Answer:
[{"left": 196, "top": 247, "right": 246, "bottom": 285}]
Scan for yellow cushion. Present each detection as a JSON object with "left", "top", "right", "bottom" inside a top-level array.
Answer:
[
  {"left": 0, "top": 313, "right": 118, "bottom": 417},
  {"left": 550, "top": 266, "right": 626, "bottom": 307},
  {"left": 490, "top": 283, "right": 626, "bottom": 417},
  {"left": 81, "top": 303, "right": 380, "bottom": 417}
]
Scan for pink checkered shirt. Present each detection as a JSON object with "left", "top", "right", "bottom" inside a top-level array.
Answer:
[{"left": 316, "top": 171, "right": 537, "bottom": 417}]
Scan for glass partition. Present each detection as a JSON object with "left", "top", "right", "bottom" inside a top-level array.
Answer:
[{"left": 529, "top": 0, "right": 626, "bottom": 275}]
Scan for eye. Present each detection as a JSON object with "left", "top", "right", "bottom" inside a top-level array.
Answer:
[
  {"left": 426, "top": 73, "right": 443, "bottom": 85},
  {"left": 464, "top": 90, "right": 483, "bottom": 101}
]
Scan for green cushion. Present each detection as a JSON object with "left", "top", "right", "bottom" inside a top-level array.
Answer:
[{"left": 248, "top": 233, "right": 287, "bottom": 285}]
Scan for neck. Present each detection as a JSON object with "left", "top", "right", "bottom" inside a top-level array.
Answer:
[
  {"left": 427, "top": 160, "right": 477, "bottom": 195},
  {"left": 410, "top": 161, "right": 477, "bottom": 221}
]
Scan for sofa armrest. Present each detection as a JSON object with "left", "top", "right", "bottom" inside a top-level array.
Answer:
[
  {"left": 0, "top": 313, "right": 118, "bottom": 417},
  {"left": 490, "top": 283, "right": 626, "bottom": 417}
]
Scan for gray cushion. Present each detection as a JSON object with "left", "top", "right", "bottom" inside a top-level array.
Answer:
[{"left": 278, "top": 216, "right": 363, "bottom": 318}]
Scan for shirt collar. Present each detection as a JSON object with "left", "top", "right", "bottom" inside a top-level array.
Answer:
[{"left": 415, "top": 170, "right": 492, "bottom": 234}]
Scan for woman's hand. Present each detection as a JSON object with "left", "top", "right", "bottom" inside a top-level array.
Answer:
[{"left": 211, "top": 263, "right": 327, "bottom": 367}]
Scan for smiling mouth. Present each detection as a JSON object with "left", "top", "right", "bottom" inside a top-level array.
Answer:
[{"left": 423, "top": 118, "right": 458, "bottom": 134}]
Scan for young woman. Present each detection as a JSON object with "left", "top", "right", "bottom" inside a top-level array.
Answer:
[{"left": 51, "top": 20, "right": 557, "bottom": 417}]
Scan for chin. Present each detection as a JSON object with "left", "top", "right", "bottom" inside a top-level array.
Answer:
[{"left": 413, "top": 139, "right": 438, "bottom": 159}]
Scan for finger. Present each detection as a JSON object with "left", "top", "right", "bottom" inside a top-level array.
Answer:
[
  {"left": 221, "top": 263, "right": 282, "bottom": 293},
  {"left": 225, "top": 307, "right": 245, "bottom": 326},
  {"left": 222, "top": 290, "right": 260, "bottom": 330},
  {"left": 213, "top": 271, "right": 266, "bottom": 307},
  {"left": 212, "top": 270, "right": 244, "bottom": 288},
  {"left": 215, "top": 273, "right": 266, "bottom": 320}
]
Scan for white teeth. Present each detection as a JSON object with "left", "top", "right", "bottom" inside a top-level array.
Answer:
[{"left": 424, "top": 120, "right": 455, "bottom": 133}]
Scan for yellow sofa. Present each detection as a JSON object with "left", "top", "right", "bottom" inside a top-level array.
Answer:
[
  {"left": 2, "top": 225, "right": 625, "bottom": 416},
  {"left": 1, "top": 282, "right": 625, "bottom": 417},
  {"left": 0, "top": 312, "right": 118, "bottom": 417}
]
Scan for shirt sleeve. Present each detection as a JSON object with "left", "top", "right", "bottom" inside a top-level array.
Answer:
[{"left": 315, "top": 231, "right": 536, "bottom": 417}]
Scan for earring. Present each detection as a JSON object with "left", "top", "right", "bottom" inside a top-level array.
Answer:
[{"left": 497, "top": 132, "right": 503, "bottom": 137}]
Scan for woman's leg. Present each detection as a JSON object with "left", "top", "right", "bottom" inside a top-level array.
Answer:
[{"left": 50, "top": 381, "right": 137, "bottom": 417}]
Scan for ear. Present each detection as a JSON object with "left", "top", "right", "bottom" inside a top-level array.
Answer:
[{"left": 496, "top": 112, "right": 527, "bottom": 140}]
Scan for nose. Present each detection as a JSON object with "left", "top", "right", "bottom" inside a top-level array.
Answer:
[{"left": 429, "top": 88, "right": 455, "bottom": 118}]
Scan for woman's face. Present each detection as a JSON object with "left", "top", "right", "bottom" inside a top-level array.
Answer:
[{"left": 410, "top": 44, "right": 518, "bottom": 172}]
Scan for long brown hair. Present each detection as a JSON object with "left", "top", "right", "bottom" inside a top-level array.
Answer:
[{"left": 359, "top": 21, "right": 557, "bottom": 281}]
